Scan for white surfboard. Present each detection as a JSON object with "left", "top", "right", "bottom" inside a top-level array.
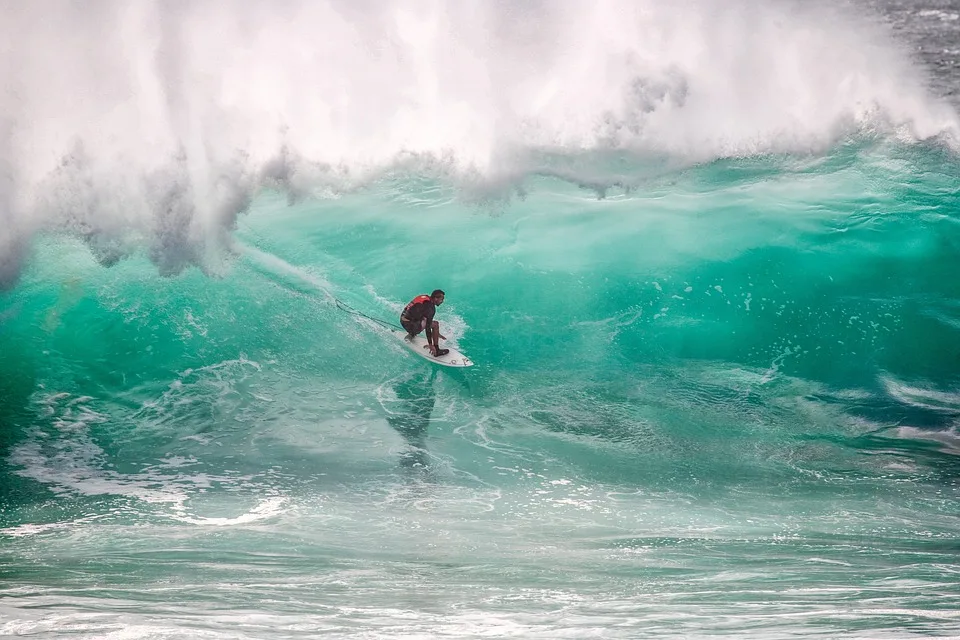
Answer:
[{"left": 393, "top": 331, "right": 474, "bottom": 368}]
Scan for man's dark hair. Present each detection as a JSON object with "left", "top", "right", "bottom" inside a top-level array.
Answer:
[{"left": 431, "top": 289, "right": 445, "bottom": 298}]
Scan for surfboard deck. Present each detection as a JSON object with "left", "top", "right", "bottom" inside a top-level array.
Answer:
[{"left": 393, "top": 330, "right": 473, "bottom": 367}]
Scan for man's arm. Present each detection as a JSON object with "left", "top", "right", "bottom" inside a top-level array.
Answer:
[{"left": 424, "top": 305, "right": 435, "bottom": 341}]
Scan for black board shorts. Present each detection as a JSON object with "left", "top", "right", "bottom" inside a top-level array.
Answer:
[{"left": 400, "top": 318, "right": 423, "bottom": 335}]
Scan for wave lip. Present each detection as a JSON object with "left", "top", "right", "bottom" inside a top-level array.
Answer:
[{"left": 0, "top": 0, "right": 958, "bottom": 285}]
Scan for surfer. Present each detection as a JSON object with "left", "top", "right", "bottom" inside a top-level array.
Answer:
[{"left": 400, "top": 289, "right": 449, "bottom": 357}]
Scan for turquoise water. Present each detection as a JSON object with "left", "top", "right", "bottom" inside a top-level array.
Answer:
[
  {"left": 3, "top": 1, "right": 960, "bottom": 637},
  {"left": 3, "top": 140, "right": 960, "bottom": 637}
]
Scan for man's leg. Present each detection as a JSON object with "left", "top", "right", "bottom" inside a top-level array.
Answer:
[
  {"left": 419, "top": 319, "right": 432, "bottom": 350},
  {"left": 429, "top": 321, "right": 449, "bottom": 356},
  {"left": 401, "top": 319, "right": 419, "bottom": 340}
]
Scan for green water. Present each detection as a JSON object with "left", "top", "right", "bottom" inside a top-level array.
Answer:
[{"left": 1, "top": 141, "right": 959, "bottom": 637}]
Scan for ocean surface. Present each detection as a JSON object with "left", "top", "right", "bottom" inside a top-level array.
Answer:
[{"left": 2, "top": 1, "right": 960, "bottom": 637}]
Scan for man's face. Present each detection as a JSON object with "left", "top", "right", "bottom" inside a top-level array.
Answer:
[{"left": 432, "top": 293, "right": 445, "bottom": 306}]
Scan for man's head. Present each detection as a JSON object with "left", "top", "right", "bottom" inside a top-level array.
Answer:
[{"left": 431, "top": 289, "right": 445, "bottom": 305}]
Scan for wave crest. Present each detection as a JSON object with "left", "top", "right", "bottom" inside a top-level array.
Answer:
[{"left": 0, "top": 0, "right": 957, "bottom": 285}]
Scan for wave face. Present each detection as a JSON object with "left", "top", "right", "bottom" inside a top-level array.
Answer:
[{"left": 3, "top": 1, "right": 960, "bottom": 638}]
